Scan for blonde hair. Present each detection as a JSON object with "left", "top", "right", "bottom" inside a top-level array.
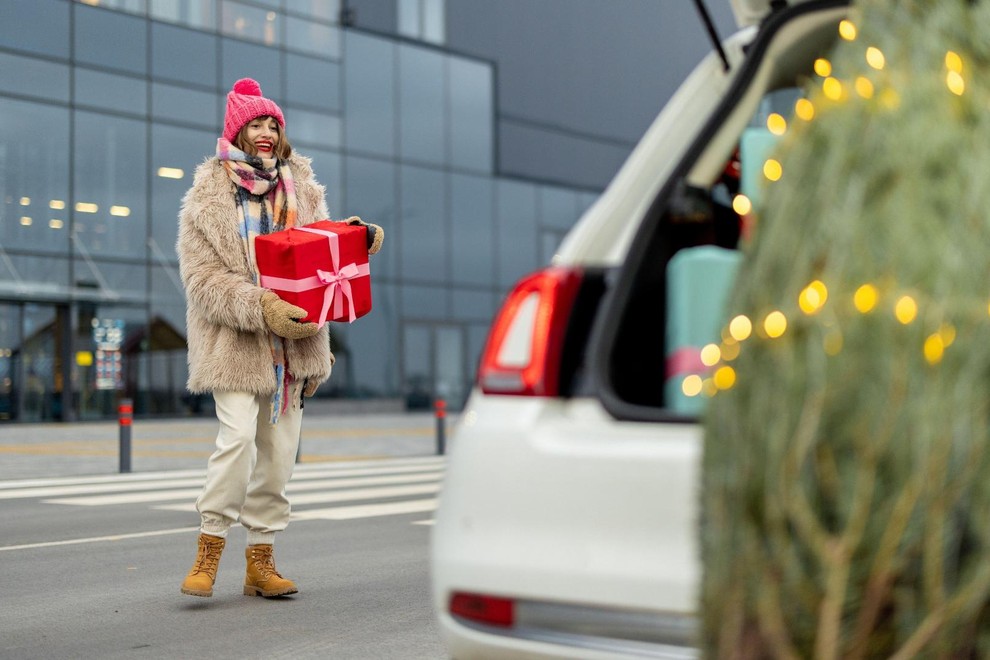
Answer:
[{"left": 234, "top": 116, "right": 293, "bottom": 159}]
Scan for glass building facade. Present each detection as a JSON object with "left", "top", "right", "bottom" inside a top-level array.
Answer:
[{"left": 0, "top": 0, "right": 597, "bottom": 422}]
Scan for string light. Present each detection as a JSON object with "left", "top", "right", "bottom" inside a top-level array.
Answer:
[
  {"left": 854, "top": 284, "right": 879, "bottom": 313},
  {"left": 795, "top": 98, "right": 815, "bottom": 121},
  {"left": 823, "top": 77, "right": 844, "bottom": 101},
  {"left": 729, "top": 315, "right": 753, "bottom": 341},
  {"left": 798, "top": 280, "right": 828, "bottom": 315},
  {"left": 838, "top": 19, "right": 857, "bottom": 41},
  {"left": 866, "top": 46, "right": 885, "bottom": 70},
  {"left": 682, "top": 375, "right": 703, "bottom": 397},
  {"left": 814, "top": 58, "right": 832, "bottom": 77},
  {"left": 700, "top": 344, "right": 722, "bottom": 367},
  {"left": 732, "top": 194, "right": 752, "bottom": 215},
  {"left": 713, "top": 366, "right": 736, "bottom": 390},
  {"left": 924, "top": 333, "right": 944, "bottom": 365},
  {"left": 855, "top": 76, "right": 874, "bottom": 99},
  {"left": 946, "top": 71, "right": 965, "bottom": 96},
  {"left": 945, "top": 50, "right": 963, "bottom": 73},
  {"left": 720, "top": 340, "right": 740, "bottom": 361},
  {"left": 764, "top": 311, "right": 788, "bottom": 338},
  {"left": 766, "top": 113, "right": 787, "bottom": 136},
  {"left": 895, "top": 296, "right": 918, "bottom": 324},
  {"left": 764, "top": 159, "right": 783, "bottom": 182}
]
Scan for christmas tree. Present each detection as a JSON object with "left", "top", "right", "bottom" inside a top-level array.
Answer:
[{"left": 702, "top": 1, "right": 990, "bottom": 656}]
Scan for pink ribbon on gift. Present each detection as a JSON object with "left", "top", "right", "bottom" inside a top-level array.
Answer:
[{"left": 259, "top": 226, "right": 370, "bottom": 326}]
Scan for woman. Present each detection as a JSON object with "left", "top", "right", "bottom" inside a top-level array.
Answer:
[{"left": 177, "top": 78, "right": 382, "bottom": 598}]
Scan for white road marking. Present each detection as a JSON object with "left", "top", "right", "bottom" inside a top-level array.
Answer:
[
  {"left": 45, "top": 471, "right": 442, "bottom": 506},
  {"left": 155, "top": 484, "right": 442, "bottom": 513},
  {"left": 0, "top": 526, "right": 200, "bottom": 552},
  {"left": 292, "top": 498, "right": 438, "bottom": 520}
]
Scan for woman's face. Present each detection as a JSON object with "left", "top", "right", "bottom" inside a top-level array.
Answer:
[{"left": 242, "top": 117, "right": 280, "bottom": 157}]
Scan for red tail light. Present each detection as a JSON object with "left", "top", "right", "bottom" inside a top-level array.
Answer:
[
  {"left": 478, "top": 267, "right": 583, "bottom": 397},
  {"left": 449, "top": 592, "right": 515, "bottom": 627}
]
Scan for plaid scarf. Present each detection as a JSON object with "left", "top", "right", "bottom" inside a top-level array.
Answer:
[{"left": 217, "top": 137, "right": 299, "bottom": 424}]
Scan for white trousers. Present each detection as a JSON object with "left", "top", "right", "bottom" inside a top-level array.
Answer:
[{"left": 196, "top": 385, "right": 303, "bottom": 545}]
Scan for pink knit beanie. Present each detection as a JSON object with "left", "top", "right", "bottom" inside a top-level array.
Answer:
[{"left": 222, "top": 78, "right": 285, "bottom": 142}]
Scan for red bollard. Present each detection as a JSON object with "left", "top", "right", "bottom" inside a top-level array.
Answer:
[
  {"left": 118, "top": 398, "right": 133, "bottom": 473},
  {"left": 435, "top": 398, "right": 446, "bottom": 455}
]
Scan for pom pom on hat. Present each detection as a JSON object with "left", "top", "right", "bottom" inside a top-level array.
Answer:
[{"left": 223, "top": 78, "right": 285, "bottom": 142}]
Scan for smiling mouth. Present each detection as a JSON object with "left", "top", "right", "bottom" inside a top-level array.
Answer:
[{"left": 256, "top": 140, "right": 273, "bottom": 152}]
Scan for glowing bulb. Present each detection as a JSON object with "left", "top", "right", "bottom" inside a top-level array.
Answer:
[
  {"left": 866, "top": 46, "right": 885, "bottom": 70},
  {"left": 702, "top": 378, "right": 718, "bottom": 397},
  {"left": 814, "top": 58, "right": 832, "bottom": 77},
  {"left": 945, "top": 50, "right": 963, "bottom": 73},
  {"left": 895, "top": 296, "right": 918, "bottom": 324},
  {"left": 763, "top": 159, "right": 783, "bottom": 182},
  {"left": 940, "top": 324, "right": 956, "bottom": 347},
  {"left": 19, "top": 197, "right": 30, "bottom": 206},
  {"left": 838, "top": 19, "right": 857, "bottom": 41},
  {"left": 700, "top": 344, "right": 721, "bottom": 367},
  {"left": 924, "top": 333, "right": 944, "bottom": 365},
  {"left": 823, "top": 77, "right": 844, "bottom": 101},
  {"left": 799, "top": 280, "right": 828, "bottom": 315},
  {"left": 713, "top": 366, "right": 736, "bottom": 390},
  {"left": 855, "top": 76, "right": 874, "bottom": 99},
  {"left": 19, "top": 216, "right": 32, "bottom": 226},
  {"left": 729, "top": 315, "right": 752, "bottom": 341},
  {"left": 732, "top": 194, "right": 752, "bottom": 215},
  {"left": 764, "top": 311, "right": 787, "bottom": 338},
  {"left": 720, "top": 341, "right": 740, "bottom": 361},
  {"left": 854, "top": 284, "right": 878, "bottom": 313},
  {"left": 766, "top": 113, "right": 787, "bottom": 136},
  {"left": 682, "top": 375, "right": 703, "bottom": 397},
  {"left": 947, "top": 71, "right": 965, "bottom": 96},
  {"left": 795, "top": 98, "right": 815, "bottom": 121}
]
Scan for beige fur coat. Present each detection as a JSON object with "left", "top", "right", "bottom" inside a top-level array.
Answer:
[{"left": 177, "top": 153, "right": 334, "bottom": 395}]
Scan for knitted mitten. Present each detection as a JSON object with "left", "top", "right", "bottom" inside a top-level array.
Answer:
[
  {"left": 260, "top": 291, "right": 320, "bottom": 340},
  {"left": 344, "top": 216, "right": 384, "bottom": 255}
]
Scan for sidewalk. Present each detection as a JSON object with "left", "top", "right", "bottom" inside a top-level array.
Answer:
[{"left": 0, "top": 400, "right": 448, "bottom": 481}]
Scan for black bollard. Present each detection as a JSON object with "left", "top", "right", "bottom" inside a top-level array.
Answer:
[
  {"left": 118, "top": 398, "right": 133, "bottom": 473},
  {"left": 435, "top": 398, "right": 446, "bottom": 455}
]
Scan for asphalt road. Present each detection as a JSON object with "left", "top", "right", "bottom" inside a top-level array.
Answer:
[{"left": 0, "top": 455, "right": 448, "bottom": 660}]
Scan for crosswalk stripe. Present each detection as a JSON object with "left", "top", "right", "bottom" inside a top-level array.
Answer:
[
  {"left": 155, "top": 484, "right": 442, "bottom": 513},
  {"left": 292, "top": 498, "right": 438, "bottom": 520},
  {"left": 43, "top": 471, "right": 443, "bottom": 506},
  {"left": 0, "top": 526, "right": 200, "bottom": 553},
  {"left": 4, "top": 462, "right": 444, "bottom": 501}
]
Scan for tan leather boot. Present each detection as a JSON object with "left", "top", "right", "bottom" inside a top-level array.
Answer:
[
  {"left": 180, "top": 533, "right": 226, "bottom": 597},
  {"left": 243, "top": 544, "right": 298, "bottom": 597}
]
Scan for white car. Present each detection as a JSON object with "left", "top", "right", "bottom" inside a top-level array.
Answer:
[{"left": 431, "top": 1, "right": 850, "bottom": 658}]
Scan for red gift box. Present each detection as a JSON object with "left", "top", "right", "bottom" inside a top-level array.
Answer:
[{"left": 254, "top": 220, "right": 372, "bottom": 325}]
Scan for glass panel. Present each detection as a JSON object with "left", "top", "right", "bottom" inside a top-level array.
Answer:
[
  {"left": 496, "top": 179, "right": 538, "bottom": 287},
  {"left": 540, "top": 186, "right": 579, "bottom": 231},
  {"left": 399, "top": 44, "right": 445, "bottom": 165},
  {"left": 221, "top": 39, "right": 281, "bottom": 101},
  {"left": 1, "top": 0, "right": 70, "bottom": 59},
  {"left": 220, "top": 0, "right": 280, "bottom": 46},
  {"left": 149, "top": 266, "right": 199, "bottom": 414},
  {"left": 286, "top": 53, "right": 340, "bottom": 111},
  {"left": 76, "top": 261, "right": 148, "bottom": 301},
  {"left": 152, "top": 82, "right": 218, "bottom": 128},
  {"left": 3, "top": 255, "right": 71, "bottom": 295},
  {"left": 86, "top": 0, "right": 147, "bottom": 14},
  {"left": 150, "top": 0, "right": 217, "bottom": 30},
  {"left": 435, "top": 324, "right": 463, "bottom": 407},
  {"left": 75, "top": 69, "right": 148, "bottom": 117},
  {"left": 397, "top": 0, "right": 419, "bottom": 39},
  {"left": 402, "top": 323, "right": 431, "bottom": 408},
  {"left": 22, "top": 304, "right": 60, "bottom": 422},
  {"left": 286, "top": 108, "right": 341, "bottom": 149},
  {"left": 75, "top": 4, "right": 148, "bottom": 75},
  {"left": 0, "top": 304, "right": 18, "bottom": 421},
  {"left": 422, "top": 0, "right": 445, "bottom": 44},
  {"left": 74, "top": 304, "right": 147, "bottom": 420},
  {"left": 337, "top": 282, "right": 397, "bottom": 398},
  {"left": 0, "top": 52, "right": 70, "bottom": 102},
  {"left": 344, "top": 155, "right": 397, "bottom": 279},
  {"left": 540, "top": 229, "right": 564, "bottom": 265},
  {"left": 0, "top": 98, "right": 71, "bottom": 256},
  {"left": 399, "top": 165, "right": 446, "bottom": 283},
  {"left": 402, "top": 284, "right": 446, "bottom": 319},
  {"left": 285, "top": 15, "right": 340, "bottom": 58},
  {"left": 151, "top": 22, "right": 218, "bottom": 88},
  {"left": 344, "top": 32, "right": 395, "bottom": 158},
  {"left": 151, "top": 124, "right": 214, "bottom": 262},
  {"left": 451, "top": 173, "right": 493, "bottom": 286},
  {"left": 289, "top": 0, "right": 339, "bottom": 22},
  {"left": 451, "top": 288, "right": 495, "bottom": 321},
  {"left": 449, "top": 58, "right": 493, "bottom": 172},
  {"left": 73, "top": 111, "right": 148, "bottom": 259},
  {"left": 467, "top": 322, "right": 489, "bottom": 383},
  {"left": 305, "top": 148, "right": 343, "bottom": 218}
]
